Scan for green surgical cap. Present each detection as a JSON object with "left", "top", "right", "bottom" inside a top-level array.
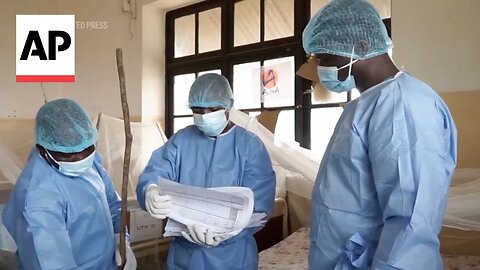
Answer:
[
  {"left": 35, "top": 99, "right": 97, "bottom": 153},
  {"left": 188, "top": 73, "right": 233, "bottom": 109},
  {"left": 303, "top": 0, "right": 392, "bottom": 59}
]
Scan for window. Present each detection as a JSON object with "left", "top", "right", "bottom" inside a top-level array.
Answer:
[
  {"left": 310, "top": 107, "right": 343, "bottom": 157},
  {"left": 174, "top": 15, "right": 195, "bottom": 58},
  {"left": 275, "top": 110, "right": 295, "bottom": 143},
  {"left": 166, "top": 0, "right": 303, "bottom": 143},
  {"left": 166, "top": 0, "right": 392, "bottom": 159},
  {"left": 199, "top": 8, "right": 222, "bottom": 53},
  {"left": 173, "top": 73, "right": 195, "bottom": 116},
  {"left": 264, "top": 0, "right": 294, "bottom": 41},
  {"left": 233, "top": 61, "right": 261, "bottom": 110},
  {"left": 234, "top": 0, "right": 260, "bottom": 46}
]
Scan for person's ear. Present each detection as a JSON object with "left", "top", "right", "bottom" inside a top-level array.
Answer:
[
  {"left": 36, "top": 144, "right": 49, "bottom": 161},
  {"left": 36, "top": 144, "right": 46, "bottom": 155}
]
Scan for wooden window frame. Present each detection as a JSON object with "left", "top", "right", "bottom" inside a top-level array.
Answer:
[{"left": 165, "top": 0, "right": 391, "bottom": 150}]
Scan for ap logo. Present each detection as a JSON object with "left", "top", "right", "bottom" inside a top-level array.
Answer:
[{"left": 16, "top": 15, "right": 75, "bottom": 82}]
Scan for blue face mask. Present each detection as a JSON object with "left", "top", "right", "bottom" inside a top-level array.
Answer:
[
  {"left": 317, "top": 49, "right": 358, "bottom": 93},
  {"left": 46, "top": 150, "right": 96, "bottom": 177},
  {"left": 193, "top": 109, "right": 229, "bottom": 137}
]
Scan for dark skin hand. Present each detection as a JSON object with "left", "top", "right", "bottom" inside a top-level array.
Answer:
[
  {"left": 36, "top": 144, "right": 95, "bottom": 168},
  {"left": 315, "top": 53, "right": 399, "bottom": 93},
  {"left": 191, "top": 106, "right": 234, "bottom": 135}
]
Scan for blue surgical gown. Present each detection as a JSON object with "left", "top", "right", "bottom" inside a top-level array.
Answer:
[
  {"left": 2, "top": 149, "right": 121, "bottom": 270},
  {"left": 309, "top": 72, "right": 457, "bottom": 270},
  {"left": 137, "top": 125, "right": 276, "bottom": 270}
]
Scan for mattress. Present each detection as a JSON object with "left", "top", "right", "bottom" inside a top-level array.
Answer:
[{"left": 258, "top": 227, "right": 480, "bottom": 270}]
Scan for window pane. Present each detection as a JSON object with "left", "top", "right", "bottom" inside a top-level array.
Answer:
[
  {"left": 199, "top": 8, "right": 221, "bottom": 53},
  {"left": 174, "top": 117, "right": 193, "bottom": 133},
  {"left": 274, "top": 110, "right": 296, "bottom": 144},
  {"left": 198, "top": 69, "right": 221, "bottom": 77},
  {"left": 265, "top": 0, "right": 294, "bottom": 41},
  {"left": 263, "top": 56, "right": 295, "bottom": 108},
  {"left": 369, "top": 0, "right": 391, "bottom": 19},
  {"left": 351, "top": 88, "right": 361, "bottom": 100},
  {"left": 175, "top": 15, "right": 195, "bottom": 58},
  {"left": 234, "top": 0, "right": 260, "bottom": 46},
  {"left": 311, "top": 107, "right": 343, "bottom": 159},
  {"left": 174, "top": 74, "right": 196, "bottom": 115},
  {"left": 311, "top": 83, "right": 348, "bottom": 104},
  {"left": 311, "top": 0, "right": 329, "bottom": 17},
  {"left": 249, "top": 111, "right": 261, "bottom": 117},
  {"left": 233, "top": 62, "right": 261, "bottom": 109}
]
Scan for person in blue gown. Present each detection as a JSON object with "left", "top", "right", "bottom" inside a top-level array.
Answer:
[
  {"left": 2, "top": 99, "right": 136, "bottom": 270},
  {"left": 302, "top": 0, "right": 457, "bottom": 269},
  {"left": 137, "top": 73, "right": 276, "bottom": 270}
]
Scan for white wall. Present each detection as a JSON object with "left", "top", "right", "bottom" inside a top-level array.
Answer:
[
  {"left": 392, "top": 0, "right": 480, "bottom": 92},
  {"left": 0, "top": 0, "right": 205, "bottom": 126},
  {"left": 142, "top": 4, "right": 165, "bottom": 126},
  {"left": 0, "top": 0, "right": 158, "bottom": 119},
  {"left": 392, "top": 0, "right": 480, "bottom": 167}
]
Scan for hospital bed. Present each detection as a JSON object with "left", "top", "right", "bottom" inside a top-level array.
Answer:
[
  {"left": 257, "top": 227, "right": 480, "bottom": 270},
  {"left": 257, "top": 168, "right": 480, "bottom": 270}
]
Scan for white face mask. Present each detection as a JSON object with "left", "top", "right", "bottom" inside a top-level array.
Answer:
[
  {"left": 317, "top": 46, "right": 358, "bottom": 93},
  {"left": 193, "top": 109, "right": 229, "bottom": 137},
  {"left": 46, "top": 150, "right": 96, "bottom": 177},
  {"left": 317, "top": 59, "right": 358, "bottom": 93}
]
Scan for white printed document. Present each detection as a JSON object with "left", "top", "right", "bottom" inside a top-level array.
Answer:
[{"left": 157, "top": 179, "right": 266, "bottom": 239}]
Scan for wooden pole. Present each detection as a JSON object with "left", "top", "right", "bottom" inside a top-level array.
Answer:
[{"left": 115, "top": 48, "right": 133, "bottom": 269}]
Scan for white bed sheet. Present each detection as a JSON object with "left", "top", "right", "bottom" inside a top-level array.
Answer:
[{"left": 258, "top": 227, "right": 480, "bottom": 270}]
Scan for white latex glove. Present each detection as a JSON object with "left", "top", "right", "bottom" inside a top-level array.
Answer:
[
  {"left": 115, "top": 234, "right": 137, "bottom": 270},
  {"left": 145, "top": 184, "right": 172, "bottom": 219},
  {"left": 181, "top": 225, "right": 223, "bottom": 247}
]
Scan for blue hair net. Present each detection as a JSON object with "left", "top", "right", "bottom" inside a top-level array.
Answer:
[
  {"left": 303, "top": 0, "right": 392, "bottom": 59},
  {"left": 35, "top": 99, "right": 97, "bottom": 153},
  {"left": 188, "top": 73, "right": 233, "bottom": 109}
]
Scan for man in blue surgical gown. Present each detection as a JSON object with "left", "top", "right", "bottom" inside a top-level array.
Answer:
[
  {"left": 137, "top": 73, "right": 276, "bottom": 270},
  {"left": 2, "top": 99, "right": 136, "bottom": 270},
  {"left": 303, "top": 0, "right": 457, "bottom": 269}
]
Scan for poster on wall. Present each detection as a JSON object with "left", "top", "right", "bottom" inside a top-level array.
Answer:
[{"left": 260, "top": 59, "right": 294, "bottom": 108}]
